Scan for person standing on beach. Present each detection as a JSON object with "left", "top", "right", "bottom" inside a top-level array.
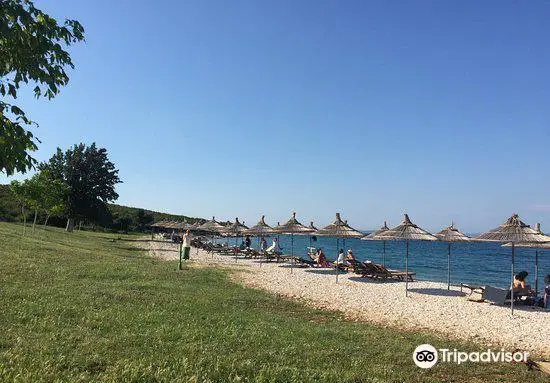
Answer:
[
  {"left": 182, "top": 230, "right": 191, "bottom": 260},
  {"left": 245, "top": 235, "right": 251, "bottom": 249},
  {"left": 259, "top": 236, "right": 267, "bottom": 252}
]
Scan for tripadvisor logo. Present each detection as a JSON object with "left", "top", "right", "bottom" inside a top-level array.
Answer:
[{"left": 413, "top": 344, "right": 528, "bottom": 369}]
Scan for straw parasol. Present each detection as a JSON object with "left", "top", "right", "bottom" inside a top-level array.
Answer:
[
  {"left": 317, "top": 213, "right": 364, "bottom": 282},
  {"left": 475, "top": 214, "right": 550, "bottom": 314},
  {"left": 373, "top": 214, "right": 438, "bottom": 297},
  {"left": 502, "top": 223, "right": 550, "bottom": 296},
  {"left": 307, "top": 221, "right": 318, "bottom": 232},
  {"left": 199, "top": 216, "right": 225, "bottom": 234},
  {"left": 245, "top": 215, "right": 275, "bottom": 236},
  {"left": 305, "top": 221, "right": 318, "bottom": 247},
  {"left": 224, "top": 217, "right": 249, "bottom": 245},
  {"left": 435, "top": 223, "right": 471, "bottom": 290},
  {"left": 362, "top": 221, "right": 390, "bottom": 266},
  {"left": 274, "top": 212, "right": 315, "bottom": 271},
  {"left": 150, "top": 219, "right": 167, "bottom": 240}
]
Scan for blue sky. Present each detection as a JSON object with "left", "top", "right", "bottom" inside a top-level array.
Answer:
[{"left": 2, "top": 0, "right": 550, "bottom": 232}]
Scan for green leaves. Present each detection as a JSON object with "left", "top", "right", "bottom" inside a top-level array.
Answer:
[
  {"left": 0, "top": 0, "right": 85, "bottom": 176},
  {"left": 39, "top": 143, "right": 122, "bottom": 226}
]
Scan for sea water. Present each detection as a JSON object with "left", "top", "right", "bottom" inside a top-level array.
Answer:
[{"left": 221, "top": 234, "right": 550, "bottom": 291}]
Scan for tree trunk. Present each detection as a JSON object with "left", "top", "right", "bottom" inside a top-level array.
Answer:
[
  {"left": 78, "top": 221, "right": 82, "bottom": 231},
  {"left": 43, "top": 214, "right": 50, "bottom": 231},
  {"left": 66, "top": 218, "right": 75, "bottom": 232},
  {"left": 22, "top": 206, "right": 27, "bottom": 235},
  {"left": 32, "top": 208, "right": 38, "bottom": 232}
]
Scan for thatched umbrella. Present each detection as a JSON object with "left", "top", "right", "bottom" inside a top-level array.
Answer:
[
  {"left": 362, "top": 221, "right": 390, "bottom": 266},
  {"left": 317, "top": 213, "right": 364, "bottom": 282},
  {"left": 304, "top": 221, "right": 318, "bottom": 248},
  {"left": 199, "top": 217, "right": 226, "bottom": 249},
  {"left": 245, "top": 215, "right": 275, "bottom": 236},
  {"left": 274, "top": 212, "right": 315, "bottom": 271},
  {"left": 475, "top": 214, "right": 550, "bottom": 314},
  {"left": 502, "top": 223, "right": 550, "bottom": 296},
  {"left": 435, "top": 223, "right": 471, "bottom": 290},
  {"left": 199, "top": 216, "right": 225, "bottom": 234},
  {"left": 243, "top": 215, "right": 275, "bottom": 265},
  {"left": 223, "top": 218, "right": 249, "bottom": 260},
  {"left": 374, "top": 214, "right": 438, "bottom": 297},
  {"left": 150, "top": 220, "right": 168, "bottom": 239}
]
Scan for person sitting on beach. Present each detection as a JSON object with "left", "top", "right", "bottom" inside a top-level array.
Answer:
[
  {"left": 512, "top": 271, "right": 530, "bottom": 293},
  {"left": 333, "top": 249, "right": 346, "bottom": 270},
  {"left": 345, "top": 249, "right": 356, "bottom": 262},
  {"left": 336, "top": 249, "right": 345, "bottom": 265},
  {"left": 316, "top": 249, "right": 329, "bottom": 267},
  {"left": 259, "top": 236, "right": 267, "bottom": 253},
  {"left": 239, "top": 240, "right": 246, "bottom": 250},
  {"left": 266, "top": 238, "right": 281, "bottom": 254}
]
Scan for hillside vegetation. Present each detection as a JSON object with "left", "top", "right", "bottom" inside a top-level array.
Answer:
[{"left": 0, "top": 184, "right": 204, "bottom": 231}]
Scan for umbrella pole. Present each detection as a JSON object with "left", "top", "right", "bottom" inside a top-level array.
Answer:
[
  {"left": 405, "top": 241, "right": 409, "bottom": 297},
  {"left": 258, "top": 236, "right": 262, "bottom": 268},
  {"left": 535, "top": 250, "right": 539, "bottom": 296},
  {"left": 235, "top": 234, "right": 238, "bottom": 262},
  {"left": 511, "top": 243, "right": 515, "bottom": 315},
  {"left": 290, "top": 234, "right": 294, "bottom": 274},
  {"left": 383, "top": 240, "right": 386, "bottom": 267},
  {"left": 447, "top": 243, "right": 451, "bottom": 290},
  {"left": 336, "top": 238, "right": 340, "bottom": 283}
]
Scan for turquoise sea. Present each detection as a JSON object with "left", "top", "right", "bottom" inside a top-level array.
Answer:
[{"left": 220, "top": 234, "right": 550, "bottom": 292}]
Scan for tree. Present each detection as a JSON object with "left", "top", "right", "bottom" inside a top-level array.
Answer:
[
  {"left": 34, "top": 171, "right": 67, "bottom": 230},
  {"left": 0, "top": 0, "right": 84, "bottom": 176},
  {"left": 9, "top": 179, "right": 30, "bottom": 233},
  {"left": 21, "top": 174, "right": 43, "bottom": 231},
  {"left": 40, "top": 143, "right": 121, "bottom": 232},
  {"left": 136, "top": 208, "right": 154, "bottom": 232}
]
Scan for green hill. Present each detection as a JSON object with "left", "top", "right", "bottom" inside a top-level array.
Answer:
[{"left": 0, "top": 184, "right": 205, "bottom": 232}]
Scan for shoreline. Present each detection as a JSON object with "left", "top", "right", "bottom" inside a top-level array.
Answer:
[{"left": 146, "top": 240, "right": 550, "bottom": 357}]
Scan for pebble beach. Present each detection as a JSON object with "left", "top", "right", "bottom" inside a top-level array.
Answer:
[{"left": 147, "top": 240, "right": 550, "bottom": 357}]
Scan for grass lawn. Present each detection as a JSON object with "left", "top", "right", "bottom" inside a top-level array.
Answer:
[{"left": 0, "top": 222, "right": 545, "bottom": 382}]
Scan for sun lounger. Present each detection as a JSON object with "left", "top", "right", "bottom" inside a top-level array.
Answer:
[
  {"left": 483, "top": 285, "right": 508, "bottom": 305},
  {"left": 348, "top": 260, "right": 381, "bottom": 278},
  {"left": 348, "top": 260, "right": 415, "bottom": 281},
  {"left": 375, "top": 264, "right": 416, "bottom": 281},
  {"left": 264, "top": 250, "right": 283, "bottom": 262},
  {"left": 295, "top": 257, "right": 317, "bottom": 267}
]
